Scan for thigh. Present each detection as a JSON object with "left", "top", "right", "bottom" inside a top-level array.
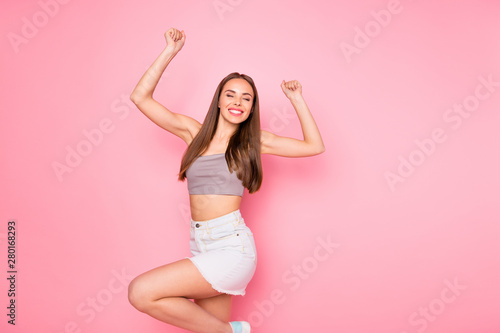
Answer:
[
  {"left": 195, "top": 294, "right": 232, "bottom": 322},
  {"left": 130, "top": 258, "right": 222, "bottom": 301}
]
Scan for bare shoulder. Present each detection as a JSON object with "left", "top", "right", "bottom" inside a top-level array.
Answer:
[
  {"left": 260, "top": 129, "right": 272, "bottom": 139},
  {"left": 260, "top": 130, "right": 276, "bottom": 154},
  {"left": 183, "top": 115, "right": 202, "bottom": 145}
]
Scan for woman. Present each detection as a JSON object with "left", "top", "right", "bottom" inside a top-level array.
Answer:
[{"left": 127, "top": 28, "right": 325, "bottom": 333}]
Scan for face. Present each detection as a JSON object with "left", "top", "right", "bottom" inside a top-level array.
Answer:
[{"left": 218, "top": 78, "right": 254, "bottom": 125}]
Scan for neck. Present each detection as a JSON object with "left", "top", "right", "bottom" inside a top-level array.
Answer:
[{"left": 214, "top": 116, "right": 239, "bottom": 142}]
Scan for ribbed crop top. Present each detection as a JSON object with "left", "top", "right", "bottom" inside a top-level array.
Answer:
[{"left": 185, "top": 153, "right": 245, "bottom": 196}]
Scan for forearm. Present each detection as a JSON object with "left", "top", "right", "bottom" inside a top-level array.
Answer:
[
  {"left": 289, "top": 95, "right": 325, "bottom": 151},
  {"left": 130, "top": 47, "right": 176, "bottom": 103}
]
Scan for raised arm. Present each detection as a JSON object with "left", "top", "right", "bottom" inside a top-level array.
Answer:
[
  {"left": 130, "top": 28, "right": 201, "bottom": 145},
  {"left": 261, "top": 80, "right": 325, "bottom": 157}
]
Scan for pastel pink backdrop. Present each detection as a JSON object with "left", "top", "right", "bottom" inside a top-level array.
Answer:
[{"left": 1, "top": 0, "right": 499, "bottom": 332}]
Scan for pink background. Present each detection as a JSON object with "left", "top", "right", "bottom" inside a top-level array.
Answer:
[{"left": 2, "top": 0, "right": 500, "bottom": 332}]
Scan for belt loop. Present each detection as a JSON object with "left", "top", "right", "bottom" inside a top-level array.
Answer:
[{"left": 232, "top": 212, "right": 239, "bottom": 226}]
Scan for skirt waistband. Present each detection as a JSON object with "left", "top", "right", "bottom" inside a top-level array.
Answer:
[{"left": 190, "top": 209, "right": 243, "bottom": 229}]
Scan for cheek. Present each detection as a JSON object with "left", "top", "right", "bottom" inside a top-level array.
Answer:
[{"left": 242, "top": 113, "right": 252, "bottom": 122}]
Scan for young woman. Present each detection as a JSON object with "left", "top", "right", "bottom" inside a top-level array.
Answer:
[{"left": 127, "top": 28, "right": 325, "bottom": 333}]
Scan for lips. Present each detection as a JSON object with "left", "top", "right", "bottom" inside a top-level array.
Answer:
[{"left": 228, "top": 108, "right": 243, "bottom": 115}]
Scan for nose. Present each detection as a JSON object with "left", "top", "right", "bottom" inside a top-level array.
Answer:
[{"left": 234, "top": 99, "right": 241, "bottom": 106}]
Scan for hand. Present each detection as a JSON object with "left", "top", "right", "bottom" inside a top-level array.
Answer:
[
  {"left": 281, "top": 80, "right": 302, "bottom": 100},
  {"left": 164, "top": 28, "right": 186, "bottom": 54}
]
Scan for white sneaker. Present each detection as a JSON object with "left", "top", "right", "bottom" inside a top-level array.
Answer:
[{"left": 230, "top": 321, "right": 251, "bottom": 333}]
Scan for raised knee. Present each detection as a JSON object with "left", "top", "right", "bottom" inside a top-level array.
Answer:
[{"left": 128, "top": 277, "right": 151, "bottom": 312}]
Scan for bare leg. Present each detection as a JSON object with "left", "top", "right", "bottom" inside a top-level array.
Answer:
[
  {"left": 128, "top": 259, "right": 233, "bottom": 333},
  {"left": 195, "top": 294, "right": 232, "bottom": 322}
]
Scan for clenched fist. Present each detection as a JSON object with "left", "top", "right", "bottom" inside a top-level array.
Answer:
[
  {"left": 165, "top": 28, "right": 186, "bottom": 54},
  {"left": 281, "top": 80, "right": 302, "bottom": 100}
]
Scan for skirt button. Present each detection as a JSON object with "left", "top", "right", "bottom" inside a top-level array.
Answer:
[{"left": 195, "top": 223, "right": 200, "bottom": 228}]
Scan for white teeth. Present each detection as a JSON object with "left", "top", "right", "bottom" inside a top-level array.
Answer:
[{"left": 229, "top": 109, "right": 243, "bottom": 114}]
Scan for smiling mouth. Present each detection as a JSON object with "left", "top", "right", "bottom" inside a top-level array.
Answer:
[{"left": 229, "top": 109, "right": 243, "bottom": 115}]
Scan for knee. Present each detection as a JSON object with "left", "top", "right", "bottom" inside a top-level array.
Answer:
[{"left": 128, "top": 277, "right": 151, "bottom": 313}]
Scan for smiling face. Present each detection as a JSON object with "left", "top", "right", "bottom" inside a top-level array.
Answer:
[{"left": 218, "top": 78, "right": 254, "bottom": 125}]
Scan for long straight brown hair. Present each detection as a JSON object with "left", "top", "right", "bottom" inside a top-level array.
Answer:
[{"left": 178, "top": 72, "right": 263, "bottom": 193}]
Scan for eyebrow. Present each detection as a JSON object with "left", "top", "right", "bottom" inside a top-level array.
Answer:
[{"left": 224, "top": 89, "right": 253, "bottom": 97}]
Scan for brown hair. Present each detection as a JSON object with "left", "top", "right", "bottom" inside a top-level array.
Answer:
[{"left": 178, "top": 72, "right": 263, "bottom": 193}]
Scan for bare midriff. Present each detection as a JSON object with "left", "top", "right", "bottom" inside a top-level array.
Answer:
[{"left": 189, "top": 194, "right": 242, "bottom": 221}]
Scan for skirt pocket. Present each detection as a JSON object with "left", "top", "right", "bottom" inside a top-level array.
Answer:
[{"left": 207, "top": 222, "right": 238, "bottom": 241}]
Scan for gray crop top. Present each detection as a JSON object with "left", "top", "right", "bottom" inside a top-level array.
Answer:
[{"left": 185, "top": 153, "right": 245, "bottom": 196}]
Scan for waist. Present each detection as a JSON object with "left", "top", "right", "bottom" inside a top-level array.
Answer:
[
  {"left": 189, "top": 194, "right": 241, "bottom": 221},
  {"left": 190, "top": 209, "right": 243, "bottom": 228}
]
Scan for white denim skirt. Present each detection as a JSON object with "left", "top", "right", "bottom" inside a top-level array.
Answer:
[{"left": 188, "top": 209, "right": 257, "bottom": 296}]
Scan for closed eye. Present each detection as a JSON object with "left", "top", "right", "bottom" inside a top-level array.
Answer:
[{"left": 226, "top": 94, "right": 251, "bottom": 102}]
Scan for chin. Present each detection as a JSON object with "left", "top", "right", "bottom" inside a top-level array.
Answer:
[{"left": 222, "top": 113, "right": 249, "bottom": 124}]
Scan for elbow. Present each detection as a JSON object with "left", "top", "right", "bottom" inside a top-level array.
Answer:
[
  {"left": 315, "top": 144, "right": 326, "bottom": 155},
  {"left": 305, "top": 144, "right": 325, "bottom": 157},
  {"left": 310, "top": 141, "right": 325, "bottom": 156},
  {"left": 130, "top": 92, "right": 142, "bottom": 105},
  {"left": 130, "top": 92, "right": 139, "bottom": 105},
  {"left": 130, "top": 91, "right": 150, "bottom": 105},
  {"left": 303, "top": 142, "right": 325, "bottom": 157}
]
